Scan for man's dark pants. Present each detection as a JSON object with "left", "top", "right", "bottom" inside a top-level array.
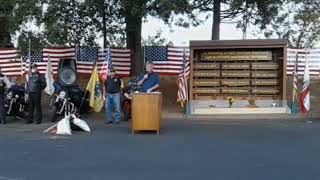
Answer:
[
  {"left": 0, "top": 93, "right": 6, "bottom": 124},
  {"left": 28, "top": 92, "right": 42, "bottom": 123}
]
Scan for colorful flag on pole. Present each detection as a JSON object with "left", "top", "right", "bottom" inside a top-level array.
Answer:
[
  {"left": 86, "top": 65, "right": 104, "bottom": 112},
  {"left": 99, "top": 48, "right": 111, "bottom": 81},
  {"left": 176, "top": 49, "right": 189, "bottom": 107},
  {"left": 99, "top": 48, "right": 111, "bottom": 102},
  {"left": 291, "top": 52, "right": 299, "bottom": 114},
  {"left": 45, "top": 56, "right": 54, "bottom": 95},
  {"left": 300, "top": 51, "right": 311, "bottom": 114}
]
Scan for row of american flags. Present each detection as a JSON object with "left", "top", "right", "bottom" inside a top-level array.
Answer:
[
  {"left": 0, "top": 47, "right": 131, "bottom": 76},
  {"left": 287, "top": 49, "right": 320, "bottom": 77},
  {"left": 2, "top": 47, "right": 320, "bottom": 77},
  {"left": 0, "top": 46, "right": 191, "bottom": 77}
]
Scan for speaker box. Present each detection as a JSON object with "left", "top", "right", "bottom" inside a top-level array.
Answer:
[{"left": 58, "top": 58, "right": 77, "bottom": 87}]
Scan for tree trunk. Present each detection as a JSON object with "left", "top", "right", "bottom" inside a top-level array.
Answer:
[
  {"left": 126, "top": 15, "right": 143, "bottom": 76},
  {"left": 211, "top": 0, "right": 221, "bottom": 40},
  {"left": 0, "top": 15, "right": 12, "bottom": 48}
]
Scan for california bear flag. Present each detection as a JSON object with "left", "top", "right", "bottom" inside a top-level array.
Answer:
[{"left": 300, "top": 57, "right": 311, "bottom": 114}]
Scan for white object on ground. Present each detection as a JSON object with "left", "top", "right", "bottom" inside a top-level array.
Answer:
[
  {"left": 56, "top": 115, "right": 72, "bottom": 135},
  {"left": 72, "top": 114, "right": 91, "bottom": 132}
]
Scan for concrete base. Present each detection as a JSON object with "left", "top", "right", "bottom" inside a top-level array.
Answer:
[{"left": 193, "top": 107, "right": 288, "bottom": 115}]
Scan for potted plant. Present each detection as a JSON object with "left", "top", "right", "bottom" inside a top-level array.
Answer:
[
  {"left": 245, "top": 96, "right": 258, "bottom": 108},
  {"left": 227, "top": 96, "right": 236, "bottom": 108}
]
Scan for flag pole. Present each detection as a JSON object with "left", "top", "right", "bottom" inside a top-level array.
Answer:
[
  {"left": 25, "top": 39, "right": 31, "bottom": 101},
  {"left": 28, "top": 39, "right": 32, "bottom": 73},
  {"left": 183, "top": 47, "right": 190, "bottom": 118},
  {"left": 291, "top": 51, "right": 299, "bottom": 114}
]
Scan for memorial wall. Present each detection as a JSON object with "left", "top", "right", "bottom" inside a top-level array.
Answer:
[{"left": 190, "top": 40, "right": 287, "bottom": 101}]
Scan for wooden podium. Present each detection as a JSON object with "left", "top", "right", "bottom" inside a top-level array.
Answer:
[{"left": 131, "top": 92, "right": 162, "bottom": 134}]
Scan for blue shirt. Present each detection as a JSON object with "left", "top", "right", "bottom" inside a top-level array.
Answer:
[{"left": 138, "top": 72, "right": 160, "bottom": 92}]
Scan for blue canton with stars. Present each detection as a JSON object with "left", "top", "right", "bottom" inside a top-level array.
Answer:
[
  {"left": 76, "top": 47, "right": 99, "bottom": 62},
  {"left": 145, "top": 46, "right": 167, "bottom": 62}
]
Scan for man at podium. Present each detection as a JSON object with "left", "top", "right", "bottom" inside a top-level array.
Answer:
[{"left": 137, "top": 61, "right": 160, "bottom": 92}]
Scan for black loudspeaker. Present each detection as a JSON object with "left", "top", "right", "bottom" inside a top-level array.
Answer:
[{"left": 58, "top": 58, "right": 77, "bottom": 87}]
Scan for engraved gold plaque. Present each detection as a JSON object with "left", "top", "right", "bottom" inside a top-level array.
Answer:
[
  {"left": 221, "top": 79, "right": 250, "bottom": 86},
  {"left": 194, "top": 70, "right": 220, "bottom": 77},
  {"left": 252, "top": 87, "right": 280, "bottom": 94},
  {"left": 252, "top": 62, "right": 279, "bottom": 70},
  {"left": 222, "top": 87, "right": 250, "bottom": 94},
  {"left": 194, "top": 79, "right": 220, "bottom": 86},
  {"left": 251, "top": 71, "right": 278, "bottom": 78},
  {"left": 222, "top": 63, "right": 250, "bottom": 69},
  {"left": 201, "top": 51, "right": 272, "bottom": 61},
  {"left": 251, "top": 79, "right": 279, "bottom": 86},
  {"left": 194, "top": 63, "right": 220, "bottom": 69},
  {"left": 193, "top": 88, "right": 220, "bottom": 94},
  {"left": 221, "top": 71, "right": 250, "bottom": 77}
]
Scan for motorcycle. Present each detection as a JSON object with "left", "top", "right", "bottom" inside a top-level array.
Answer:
[
  {"left": 121, "top": 77, "right": 141, "bottom": 121},
  {"left": 49, "top": 82, "right": 89, "bottom": 122},
  {"left": 4, "top": 84, "right": 28, "bottom": 119}
]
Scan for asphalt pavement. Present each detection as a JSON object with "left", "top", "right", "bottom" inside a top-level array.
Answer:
[{"left": 0, "top": 113, "right": 320, "bottom": 180}]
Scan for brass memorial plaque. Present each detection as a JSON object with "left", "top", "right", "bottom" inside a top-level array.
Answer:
[
  {"left": 222, "top": 87, "right": 250, "bottom": 94},
  {"left": 252, "top": 62, "right": 279, "bottom": 70},
  {"left": 221, "top": 71, "right": 250, "bottom": 78},
  {"left": 252, "top": 87, "right": 280, "bottom": 94},
  {"left": 194, "top": 79, "right": 220, "bottom": 86},
  {"left": 194, "top": 63, "right": 220, "bottom": 69},
  {"left": 221, "top": 79, "right": 250, "bottom": 86},
  {"left": 251, "top": 71, "right": 278, "bottom": 78},
  {"left": 193, "top": 88, "right": 220, "bottom": 94},
  {"left": 201, "top": 51, "right": 272, "bottom": 61},
  {"left": 194, "top": 70, "right": 220, "bottom": 77},
  {"left": 222, "top": 63, "right": 250, "bottom": 69},
  {"left": 251, "top": 79, "right": 279, "bottom": 86}
]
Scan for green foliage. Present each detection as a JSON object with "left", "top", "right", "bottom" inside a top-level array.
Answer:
[
  {"left": 0, "top": 0, "right": 43, "bottom": 47},
  {"left": 43, "top": 0, "right": 97, "bottom": 46},
  {"left": 84, "top": 0, "right": 126, "bottom": 47},
  {"left": 257, "top": 0, "right": 320, "bottom": 48},
  {"left": 17, "top": 31, "right": 47, "bottom": 56},
  {"left": 142, "top": 30, "right": 167, "bottom": 46},
  {"left": 193, "top": 0, "right": 283, "bottom": 38}
]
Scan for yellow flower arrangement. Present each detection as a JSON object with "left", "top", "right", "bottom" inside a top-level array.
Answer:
[{"left": 227, "top": 96, "right": 236, "bottom": 108}]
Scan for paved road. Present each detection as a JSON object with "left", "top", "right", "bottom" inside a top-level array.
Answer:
[{"left": 0, "top": 115, "right": 320, "bottom": 180}]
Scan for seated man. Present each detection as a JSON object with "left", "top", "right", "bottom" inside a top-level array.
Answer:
[{"left": 137, "top": 61, "right": 160, "bottom": 92}]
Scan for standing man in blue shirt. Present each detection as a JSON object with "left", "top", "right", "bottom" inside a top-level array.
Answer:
[
  {"left": 137, "top": 61, "right": 160, "bottom": 92},
  {"left": 105, "top": 67, "right": 123, "bottom": 124}
]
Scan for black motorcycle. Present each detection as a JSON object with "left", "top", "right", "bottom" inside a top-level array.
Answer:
[
  {"left": 121, "top": 77, "right": 141, "bottom": 121},
  {"left": 49, "top": 82, "right": 88, "bottom": 122},
  {"left": 4, "top": 84, "right": 28, "bottom": 119}
]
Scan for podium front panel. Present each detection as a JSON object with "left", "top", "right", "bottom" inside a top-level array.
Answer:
[{"left": 131, "top": 93, "right": 162, "bottom": 134}]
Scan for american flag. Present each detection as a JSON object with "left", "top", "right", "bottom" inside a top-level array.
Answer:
[
  {"left": 145, "top": 46, "right": 190, "bottom": 75},
  {"left": 300, "top": 51, "right": 311, "bottom": 113},
  {"left": 99, "top": 48, "right": 111, "bottom": 81},
  {"left": 76, "top": 47, "right": 99, "bottom": 74},
  {"left": 287, "top": 49, "right": 320, "bottom": 77},
  {"left": 23, "top": 47, "right": 76, "bottom": 74},
  {"left": 176, "top": 49, "right": 189, "bottom": 107},
  {"left": 77, "top": 47, "right": 131, "bottom": 77},
  {"left": 0, "top": 48, "right": 21, "bottom": 76}
]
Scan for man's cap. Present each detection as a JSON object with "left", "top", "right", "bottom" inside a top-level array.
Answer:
[
  {"left": 110, "top": 67, "right": 116, "bottom": 72},
  {"left": 31, "top": 63, "right": 38, "bottom": 68},
  {"left": 146, "top": 61, "right": 154, "bottom": 65}
]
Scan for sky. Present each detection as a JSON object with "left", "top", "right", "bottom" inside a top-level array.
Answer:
[{"left": 141, "top": 15, "right": 251, "bottom": 46}]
